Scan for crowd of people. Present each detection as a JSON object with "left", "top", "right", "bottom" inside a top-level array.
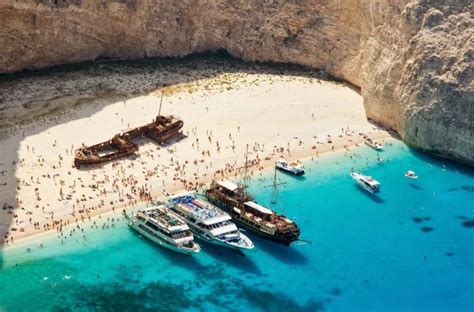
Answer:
[{"left": 1, "top": 112, "right": 384, "bottom": 247}]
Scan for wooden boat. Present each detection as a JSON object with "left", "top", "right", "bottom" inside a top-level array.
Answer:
[
  {"left": 204, "top": 146, "right": 300, "bottom": 246},
  {"left": 205, "top": 180, "right": 300, "bottom": 246},
  {"left": 74, "top": 93, "right": 183, "bottom": 168}
]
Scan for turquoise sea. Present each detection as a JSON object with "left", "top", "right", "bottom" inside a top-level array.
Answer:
[{"left": 0, "top": 140, "right": 473, "bottom": 311}]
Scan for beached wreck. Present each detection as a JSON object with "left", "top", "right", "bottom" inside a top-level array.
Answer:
[
  {"left": 74, "top": 92, "right": 183, "bottom": 168},
  {"left": 74, "top": 114, "right": 183, "bottom": 168}
]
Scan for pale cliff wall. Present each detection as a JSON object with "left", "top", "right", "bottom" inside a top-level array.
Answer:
[{"left": 0, "top": 0, "right": 472, "bottom": 163}]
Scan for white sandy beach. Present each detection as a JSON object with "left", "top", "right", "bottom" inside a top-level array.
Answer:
[{"left": 0, "top": 72, "right": 391, "bottom": 244}]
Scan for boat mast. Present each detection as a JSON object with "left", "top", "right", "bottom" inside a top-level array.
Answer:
[
  {"left": 265, "top": 167, "right": 286, "bottom": 210},
  {"left": 157, "top": 90, "right": 164, "bottom": 118},
  {"left": 271, "top": 167, "right": 278, "bottom": 206},
  {"left": 243, "top": 144, "right": 249, "bottom": 184}
]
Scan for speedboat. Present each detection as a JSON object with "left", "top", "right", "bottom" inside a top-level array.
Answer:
[
  {"left": 167, "top": 191, "right": 254, "bottom": 251},
  {"left": 404, "top": 170, "right": 418, "bottom": 179},
  {"left": 128, "top": 205, "right": 200, "bottom": 255},
  {"left": 350, "top": 171, "right": 380, "bottom": 193},
  {"left": 364, "top": 137, "right": 383, "bottom": 150},
  {"left": 275, "top": 158, "right": 305, "bottom": 175}
]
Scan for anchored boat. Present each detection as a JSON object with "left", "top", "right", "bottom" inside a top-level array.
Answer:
[
  {"left": 350, "top": 171, "right": 380, "bottom": 193},
  {"left": 364, "top": 137, "right": 383, "bottom": 150},
  {"left": 275, "top": 158, "right": 305, "bottom": 175},
  {"left": 206, "top": 145, "right": 300, "bottom": 246},
  {"left": 74, "top": 92, "right": 183, "bottom": 168},
  {"left": 205, "top": 179, "right": 300, "bottom": 246},
  {"left": 167, "top": 191, "right": 254, "bottom": 251},
  {"left": 128, "top": 205, "right": 200, "bottom": 255},
  {"left": 404, "top": 170, "right": 418, "bottom": 179}
]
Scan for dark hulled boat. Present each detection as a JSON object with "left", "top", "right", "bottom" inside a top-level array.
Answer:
[
  {"left": 74, "top": 92, "right": 183, "bottom": 168},
  {"left": 205, "top": 179, "right": 300, "bottom": 246},
  {"left": 74, "top": 115, "right": 183, "bottom": 167}
]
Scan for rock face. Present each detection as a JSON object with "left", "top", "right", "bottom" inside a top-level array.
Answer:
[{"left": 0, "top": 0, "right": 472, "bottom": 163}]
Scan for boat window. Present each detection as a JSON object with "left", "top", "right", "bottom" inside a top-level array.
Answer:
[{"left": 145, "top": 221, "right": 159, "bottom": 232}]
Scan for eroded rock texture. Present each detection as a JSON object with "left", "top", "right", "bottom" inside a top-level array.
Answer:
[{"left": 0, "top": 0, "right": 473, "bottom": 163}]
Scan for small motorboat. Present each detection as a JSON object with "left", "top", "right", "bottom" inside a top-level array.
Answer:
[
  {"left": 350, "top": 171, "right": 380, "bottom": 193},
  {"left": 275, "top": 158, "right": 305, "bottom": 175},
  {"left": 404, "top": 170, "right": 418, "bottom": 179},
  {"left": 364, "top": 137, "right": 383, "bottom": 151}
]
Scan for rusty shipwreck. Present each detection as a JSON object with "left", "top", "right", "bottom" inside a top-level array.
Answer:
[{"left": 74, "top": 93, "right": 183, "bottom": 168}]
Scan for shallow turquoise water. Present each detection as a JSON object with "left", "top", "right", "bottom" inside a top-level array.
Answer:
[{"left": 1, "top": 140, "right": 473, "bottom": 311}]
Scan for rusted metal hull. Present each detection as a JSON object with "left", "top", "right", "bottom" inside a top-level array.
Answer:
[{"left": 74, "top": 115, "right": 183, "bottom": 167}]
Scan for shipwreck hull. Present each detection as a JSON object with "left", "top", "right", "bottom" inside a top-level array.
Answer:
[
  {"left": 74, "top": 147, "right": 138, "bottom": 167},
  {"left": 74, "top": 115, "right": 183, "bottom": 167},
  {"left": 144, "top": 120, "right": 184, "bottom": 143}
]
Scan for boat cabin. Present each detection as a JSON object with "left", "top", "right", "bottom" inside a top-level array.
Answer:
[
  {"left": 243, "top": 201, "right": 274, "bottom": 221},
  {"left": 215, "top": 180, "right": 252, "bottom": 201},
  {"left": 363, "top": 177, "right": 380, "bottom": 191}
]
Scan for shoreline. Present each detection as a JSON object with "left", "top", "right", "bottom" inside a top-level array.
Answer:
[
  {"left": 1, "top": 67, "right": 393, "bottom": 248},
  {"left": 2, "top": 131, "right": 393, "bottom": 247}
]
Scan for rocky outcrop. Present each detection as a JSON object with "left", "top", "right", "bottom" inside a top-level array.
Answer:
[{"left": 0, "top": 0, "right": 472, "bottom": 163}]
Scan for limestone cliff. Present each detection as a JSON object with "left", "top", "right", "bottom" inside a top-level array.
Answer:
[{"left": 0, "top": 0, "right": 472, "bottom": 163}]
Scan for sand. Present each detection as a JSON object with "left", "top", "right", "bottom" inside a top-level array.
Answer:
[{"left": 0, "top": 70, "right": 391, "bottom": 245}]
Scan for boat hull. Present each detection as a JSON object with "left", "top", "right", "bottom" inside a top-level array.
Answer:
[
  {"left": 204, "top": 195, "right": 298, "bottom": 246},
  {"left": 356, "top": 183, "right": 378, "bottom": 194},
  {"left": 350, "top": 172, "right": 380, "bottom": 194},
  {"left": 193, "top": 231, "right": 253, "bottom": 251},
  {"left": 364, "top": 140, "right": 383, "bottom": 151},
  {"left": 129, "top": 221, "right": 198, "bottom": 256},
  {"left": 74, "top": 116, "right": 183, "bottom": 167},
  {"left": 276, "top": 166, "right": 305, "bottom": 176}
]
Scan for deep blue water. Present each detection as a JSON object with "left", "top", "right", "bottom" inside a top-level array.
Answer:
[{"left": 0, "top": 140, "right": 473, "bottom": 311}]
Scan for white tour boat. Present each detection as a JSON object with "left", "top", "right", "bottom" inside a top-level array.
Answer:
[
  {"left": 404, "top": 170, "right": 418, "bottom": 179},
  {"left": 364, "top": 137, "right": 383, "bottom": 151},
  {"left": 128, "top": 205, "right": 201, "bottom": 255},
  {"left": 350, "top": 171, "right": 380, "bottom": 193},
  {"left": 275, "top": 158, "right": 305, "bottom": 175},
  {"left": 167, "top": 191, "right": 254, "bottom": 251}
]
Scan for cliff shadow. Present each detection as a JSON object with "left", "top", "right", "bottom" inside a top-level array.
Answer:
[
  {"left": 408, "top": 146, "right": 474, "bottom": 174},
  {"left": 0, "top": 51, "right": 350, "bottom": 269}
]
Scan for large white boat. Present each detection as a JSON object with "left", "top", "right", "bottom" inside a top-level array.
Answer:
[
  {"left": 128, "top": 205, "right": 201, "bottom": 255},
  {"left": 167, "top": 191, "right": 254, "bottom": 251},
  {"left": 350, "top": 171, "right": 380, "bottom": 193},
  {"left": 364, "top": 137, "right": 383, "bottom": 150},
  {"left": 275, "top": 158, "right": 305, "bottom": 175}
]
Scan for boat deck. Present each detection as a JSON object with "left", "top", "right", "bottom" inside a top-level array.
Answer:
[
  {"left": 171, "top": 194, "right": 228, "bottom": 221},
  {"left": 141, "top": 207, "right": 187, "bottom": 231}
]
